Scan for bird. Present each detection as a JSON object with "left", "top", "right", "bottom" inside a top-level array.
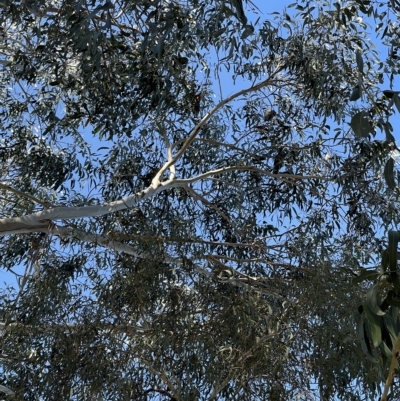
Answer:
[{"left": 264, "top": 108, "right": 277, "bottom": 121}]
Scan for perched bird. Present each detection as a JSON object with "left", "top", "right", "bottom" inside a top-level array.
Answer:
[{"left": 264, "top": 108, "right": 277, "bottom": 121}]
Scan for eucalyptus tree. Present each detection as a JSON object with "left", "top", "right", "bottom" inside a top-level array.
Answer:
[{"left": 0, "top": 0, "right": 399, "bottom": 400}]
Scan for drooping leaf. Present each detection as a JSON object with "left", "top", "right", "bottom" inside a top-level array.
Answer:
[
  {"left": 352, "top": 268, "right": 380, "bottom": 284},
  {"left": 230, "top": 0, "right": 247, "bottom": 25},
  {"left": 388, "top": 231, "right": 399, "bottom": 270},
  {"left": 356, "top": 312, "right": 379, "bottom": 362},
  {"left": 365, "top": 283, "right": 385, "bottom": 317},
  {"left": 380, "top": 340, "right": 393, "bottom": 363},
  {"left": 385, "top": 290, "right": 400, "bottom": 308},
  {"left": 389, "top": 230, "right": 399, "bottom": 291},
  {"left": 356, "top": 50, "right": 364, "bottom": 73},
  {"left": 382, "top": 249, "right": 390, "bottom": 273},
  {"left": 0, "top": 385, "right": 14, "bottom": 395},
  {"left": 349, "top": 85, "right": 361, "bottom": 101},
  {"left": 383, "top": 89, "right": 400, "bottom": 98},
  {"left": 350, "top": 111, "right": 374, "bottom": 137},
  {"left": 364, "top": 304, "right": 383, "bottom": 347},
  {"left": 241, "top": 25, "right": 254, "bottom": 39},
  {"left": 383, "top": 313, "right": 399, "bottom": 346},
  {"left": 384, "top": 158, "right": 396, "bottom": 190},
  {"left": 393, "top": 93, "right": 400, "bottom": 113},
  {"left": 382, "top": 121, "right": 396, "bottom": 143}
]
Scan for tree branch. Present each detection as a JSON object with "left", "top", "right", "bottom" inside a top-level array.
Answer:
[
  {"left": 173, "top": 165, "right": 332, "bottom": 185},
  {"left": 0, "top": 183, "right": 55, "bottom": 208},
  {"left": 154, "top": 74, "right": 288, "bottom": 183}
]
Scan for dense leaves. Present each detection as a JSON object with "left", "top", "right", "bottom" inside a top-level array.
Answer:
[{"left": 0, "top": 0, "right": 400, "bottom": 400}]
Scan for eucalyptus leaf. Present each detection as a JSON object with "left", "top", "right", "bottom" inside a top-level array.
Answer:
[
  {"left": 394, "top": 93, "right": 400, "bottom": 113},
  {"left": 241, "top": 25, "right": 254, "bottom": 40},
  {"left": 356, "top": 50, "right": 364, "bottom": 73},
  {"left": 388, "top": 230, "right": 399, "bottom": 273},
  {"left": 349, "top": 85, "right": 361, "bottom": 101},
  {"left": 382, "top": 249, "right": 390, "bottom": 273},
  {"left": 363, "top": 304, "right": 382, "bottom": 347},
  {"left": 380, "top": 340, "right": 393, "bottom": 360},
  {"left": 230, "top": 0, "right": 247, "bottom": 25},
  {"left": 386, "top": 291, "right": 400, "bottom": 308},
  {"left": 384, "top": 158, "right": 396, "bottom": 190},
  {"left": 352, "top": 268, "right": 380, "bottom": 284},
  {"left": 383, "top": 89, "right": 400, "bottom": 98},
  {"left": 383, "top": 122, "right": 396, "bottom": 143},
  {"left": 365, "top": 283, "right": 385, "bottom": 316},
  {"left": 0, "top": 385, "right": 14, "bottom": 395},
  {"left": 356, "top": 313, "right": 378, "bottom": 362},
  {"left": 350, "top": 111, "right": 374, "bottom": 137},
  {"left": 383, "top": 312, "right": 399, "bottom": 345}
]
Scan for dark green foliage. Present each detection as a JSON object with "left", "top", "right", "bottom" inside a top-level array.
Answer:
[{"left": 1, "top": 0, "right": 400, "bottom": 400}]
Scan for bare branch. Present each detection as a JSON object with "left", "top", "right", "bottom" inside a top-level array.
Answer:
[
  {"left": 0, "top": 183, "right": 55, "bottom": 208},
  {"left": 157, "top": 120, "right": 176, "bottom": 182},
  {"left": 173, "top": 165, "right": 332, "bottom": 185}
]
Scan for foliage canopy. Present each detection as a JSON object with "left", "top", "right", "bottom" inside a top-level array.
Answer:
[{"left": 1, "top": 0, "right": 400, "bottom": 400}]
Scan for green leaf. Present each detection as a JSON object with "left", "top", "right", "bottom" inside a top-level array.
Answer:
[
  {"left": 389, "top": 231, "right": 399, "bottom": 269},
  {"left": 177, "top": 56, "right": 188, "bottom": 65},
  {"left": 383, "top": 310, "right": 400, "bottom": 345},
  {"left": 384, "top": 158, "right": 396, "bottom": 190},
  {"left": 381, "top": 24, "right": 389, "bottom": 39},
  {"left": 385, "top": 291, "right": 400, "bottom": 308},
  {"left": 88, "top": 3, "right": 114, "bottom": 19},
  {"left": 352, "top": 268, "right": 380, "bottom": 284},
  {"left": 355, "top": 313, "right": 378, "bottom": 362},
  {"left": 92, "top": 124, "right": 102, "bottom": 135},
  {"left": 230, "top": 0, "right": 247, "bottom": 25},
  {"left": 380, "top": 340, "right": 393, "bottom": 359},
  {"left": 350, "top": 111, "right": 374, "bottom": 137},
  {"left": 241, "top": 25, "right": 254, "bottom": 40},
  {"left": 382, "top": 249, "right": 389, "bottom": 273},
  {"left": 365, "top": 283, "right": 385, "bottom": 316},
  {"left": 382, "top": 121, "right": 396, "bottom": 143},
  {"left": 388, "top": 231, "right": 399, "bottom": 292},
  {"left": 383, "top": 89, "right": 400, "bottom": 98},
  {"left": 152, "top": 38, "right": 164, "bottom": 59},
  {"left": 349, "top": 85, "right": 361, "bottom": 101},
  {"left": 0, "top": 385, "right": 14, "bottom": 396},
  {"left": 356, "top": 50, "right": 364, "bottom": 73},
  {"left": 394, "top": 94, "right": 400, "bottom": 113},
  {"left": 364, "top": 304, "right": 382, "bottom": 347}
]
